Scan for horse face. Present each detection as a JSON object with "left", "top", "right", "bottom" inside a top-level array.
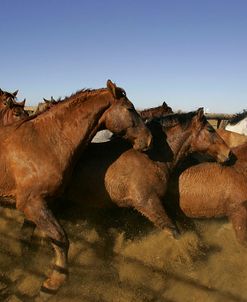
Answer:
[
  {"left": 2, "top": 102, "right": 28, "bottom": 125},
  {"left": 191, "top": 108, "right": 232, "bottom": 163},
  {"left": 0, "top": 89, "right": 18, "bottom": 110},
  {"left": 12, "top": 104, "right": 29, "bottom": 119},
  {"left": 102, "top": 80, "right": 152, "bottom": 151}
]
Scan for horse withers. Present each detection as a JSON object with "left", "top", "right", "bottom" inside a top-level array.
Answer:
[{"left": 0, "top": 80, "right": 152, "bottom": 298}]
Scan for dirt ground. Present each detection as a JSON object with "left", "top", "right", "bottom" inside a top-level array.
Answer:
[{"left": 1, "top": 204, "right": 247, "bottom": 302}]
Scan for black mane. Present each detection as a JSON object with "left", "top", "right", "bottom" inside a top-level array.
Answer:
[{"left": 154, "top": 111, "right": 202, "bottom": 129}]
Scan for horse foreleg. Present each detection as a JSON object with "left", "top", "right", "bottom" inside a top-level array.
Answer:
[
  {"left": 18, "top": 197, "right": 69, "bottom": 298},
  {"left": 229, "top": 202, "right": 247, "bottom": 247},
  {"left": 135, "top": 195, "right": 180, "bottom": 239}
]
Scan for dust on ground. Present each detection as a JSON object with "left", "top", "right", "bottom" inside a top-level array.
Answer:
[{"left": 0, "top": 205, "right": 247, "bottom": 302}]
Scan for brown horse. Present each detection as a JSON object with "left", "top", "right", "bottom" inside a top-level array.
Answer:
[
  {"left": 65, "top": 109, "right": 232, "bottom": 239},
  {"left": 0, "top": 99, "right": 28, "bottom": 125},
  {"left": 0, "top": 88, "right": 19, "bottom": 110},
  {"left": 34, "top": 96, "right": 58, "bottom": 114},
  {"left": 140, "top": 102, "right": 247, "bottom": 148},
  {"left": 166, "top": 141, "right": 247, "bottom": 246},
  {"left": 0, "top": 80, "right": 152, "bottom": 297},
  {"left": 139, "top": 101, "right": 173, "bottom": 121}
]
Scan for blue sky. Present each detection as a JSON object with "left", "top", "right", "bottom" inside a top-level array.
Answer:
[{"left": 1, "top": 0, "right": 246, "bottom": 113}]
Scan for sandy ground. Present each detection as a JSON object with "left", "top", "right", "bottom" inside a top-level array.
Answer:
[{"left": 0, "top": 205, "right": 247, "bottom": 302}]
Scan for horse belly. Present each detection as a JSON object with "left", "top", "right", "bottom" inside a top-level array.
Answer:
[{"left": 105, "top": 150, "right": 167, "bottom": 208}]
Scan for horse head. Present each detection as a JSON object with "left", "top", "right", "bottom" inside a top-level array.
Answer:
[
  {"left": 2, "top": 99, "right": 29, "bottom": 125},
  {"left": 0, "top": 89, "right": 19, "bottom": 110},
  {"left": 162, "top": 101, "right": 173, "bottom": 114},
  {"left": 189, "top": 108, "right": 232, "bottom": 163},
  {"left": 99, "top": 80, "right": 152, "bottom": 151}
]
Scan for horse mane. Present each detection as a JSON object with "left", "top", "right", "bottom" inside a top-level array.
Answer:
[
  {"left": 147, "top": 111, "right": 200, "bottom": 129},
  {"left": 228, "top": 110, "right": 247, "bottom": 125},
  {"left": 19, "top": 87, "right": 108, "bottom": 124}
]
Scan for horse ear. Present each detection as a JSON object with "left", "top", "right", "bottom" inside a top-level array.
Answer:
[
  {"left": 0, "top": 88, "right": 3, "bottom": 95},
  {"left": 51, "top": 96, "right": 56, "bottom": 103},
  {"left": 12, "top": 90, "right": 18, "bottom": 97},
  {"left": 43, "top": 98, "right": 49, "bottom": 103},
  {"left": 196, "top": 107, "right": 204, "bottom": 121},
  {"left": 107, "top": 80, "right": 117, "bottom": 98},
  {"left": 18, "top": 99, "right": 26, "bottom": 107},
  {"left": 162, "top": 101, "right": 168, "bottom": 108}
]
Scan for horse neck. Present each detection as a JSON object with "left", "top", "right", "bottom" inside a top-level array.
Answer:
[
  {"left": 165, "top": 126, "right": 193, "bottom": 170},
  {"left": 32, "top": 90, "right": 112, "bottom": 161}
]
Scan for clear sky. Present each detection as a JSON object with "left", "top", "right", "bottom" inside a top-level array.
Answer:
[{"left": 1, "top": 0, "right": 246, "bottom": 113}]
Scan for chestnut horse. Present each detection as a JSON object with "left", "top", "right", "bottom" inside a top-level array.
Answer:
[
  {"left": 166, "top": 142, "right": 247, "bottom": 246},
  {"left": 0, "top": 80, "right": 152, "bottom": 296},
  {"left": 65, "top": 109, "right": 232, "bottom": 239}
]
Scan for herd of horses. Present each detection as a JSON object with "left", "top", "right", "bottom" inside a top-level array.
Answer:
[{"left": 0, "top": 82, "right": 247, "bottom": 300}]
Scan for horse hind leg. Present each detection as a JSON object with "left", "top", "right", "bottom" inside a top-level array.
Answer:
[
  {"left": 17, "top": 196, "right": 69, "bottom": 299},
  {"left": 134, "top": 195, "right": 180, "bottom": 239},
  {"left": 229, "top": 201, "right": 247, "bottom": 247}
]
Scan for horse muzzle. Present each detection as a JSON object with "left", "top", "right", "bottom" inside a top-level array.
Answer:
[
  {"left": 221, "top": 150, "right": 237, "bottom": 166},
  {"left": 133, "top": 133, "right": 153, "bottom": 152}
]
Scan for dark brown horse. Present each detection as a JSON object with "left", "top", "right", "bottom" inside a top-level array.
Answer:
[
  {"left": 65, "top": 109, "right": 232, "bottom": 239},
  {"left": 0, "top": 80, "right": 152, "bottom": 297},
  {"left": 139, "top": 101, "right": 173, "bottom": 121},
  {"left": 166, "top": 141, "right": 247, "bottom": 246}
]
